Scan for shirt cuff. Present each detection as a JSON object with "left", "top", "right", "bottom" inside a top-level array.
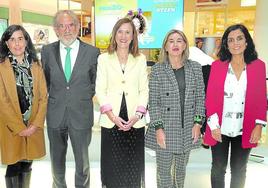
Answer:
[
  {"left": 255, "top": 119, "right": 267, "bottom": 127},
  {"left": 136, "top": 106, "right": 147, "bottom": 114},
  {"left": 207, "top": 113, "right": 220, "bottom": 130},
  {"left": 100, "top": 104, "right": 112, "bottom": 114},
  {"left": 151, "top": 120, "right": 164, "bottom": 130},
  {"left": 194, "top": 114, "right": 205, "bottom": 126}
]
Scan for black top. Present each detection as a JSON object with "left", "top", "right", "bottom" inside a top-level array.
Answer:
[
  {"left": 173, "top": 66, "right": 185, "bottom": 126},
  {"left": 201, "top": 65, "right": 211, "bottom": 93}
]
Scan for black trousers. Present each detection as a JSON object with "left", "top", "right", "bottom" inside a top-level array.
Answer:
[
  {"left": 211, "top": 135, "right": 251, "bottom": 188},
  {"left": 6, "top": 161, "right": 32, "bottom": 177}
]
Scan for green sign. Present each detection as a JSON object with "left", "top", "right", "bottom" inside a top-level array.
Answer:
[{"left": 0, "top": 19, "right": 8, "bottom": 38}]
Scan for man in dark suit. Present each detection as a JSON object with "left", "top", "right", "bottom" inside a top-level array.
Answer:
[{"left": 41, "top": 10, "right": 100, "bottom": 188}]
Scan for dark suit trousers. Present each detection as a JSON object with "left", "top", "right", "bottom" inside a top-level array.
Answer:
[
  {"left": 47, "top": 110, "right": 92, "bottom": 188},
  {"left": 211, "top": 135, "right": 251, "bottom": 188}
]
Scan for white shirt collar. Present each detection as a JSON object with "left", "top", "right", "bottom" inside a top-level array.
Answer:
[{"left": 60, "top": 39, "right": 80, "bottom": 51}]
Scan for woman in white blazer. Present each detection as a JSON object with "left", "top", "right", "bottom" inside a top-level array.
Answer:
[{"left": 96, "top": 18, "right": 148, "bottom": 188}]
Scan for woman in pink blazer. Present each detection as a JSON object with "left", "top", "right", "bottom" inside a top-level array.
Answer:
[{"left": 204, "top": 24, "right": 266, "bottom": 188}]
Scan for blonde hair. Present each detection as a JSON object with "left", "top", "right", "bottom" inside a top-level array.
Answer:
[
  {"left": 158, "top": 29, "right": 189, "bottom": 64},
  {"left": 107, "top": 18, "right": 139, "bottom": 57}
]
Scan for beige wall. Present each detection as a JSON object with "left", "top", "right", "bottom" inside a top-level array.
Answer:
[
  {"left": 22, "top": 1, "right": 57, "bottom": 16},
  {"left": 254, "top": 0, "right": 268, "bottom": 68},
  {"left": 0, "top": 0, "right": 9, "bottom": 7},
  {"left": 184, "top": 12, "right": 196, "bottom": 47},
  {"left": 9, "top": 0, "right": 22, "bottom": 24},
  {"left": 0, "top": 0, "right": 57, "bottom": 16},
  {"left": 254, "top": 0, "right": 268, "bottom": 145}
]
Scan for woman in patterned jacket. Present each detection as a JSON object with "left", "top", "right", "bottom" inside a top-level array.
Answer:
[{"left": 145, "top": 29, "right": 205, "bottom": 188}]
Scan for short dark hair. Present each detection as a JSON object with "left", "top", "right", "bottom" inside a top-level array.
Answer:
[
  {"left": 0, "top": 25, "right": 38, "bottom": 63},
  {"left": 218, "top": 24, "right": 257, "bottom": 64}
]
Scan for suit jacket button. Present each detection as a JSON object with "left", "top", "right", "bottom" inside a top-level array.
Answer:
[
  {"left": 167, "top": 107, "right": 170, "bottom": 111},
  {"left": 166, "top": 93, "right": 169, "bottom": 96},
  {"left": 66, "top": 86, "right": 70, "bottom": 90},
  {"left": 122, "top": 80, "right": 125, "bottom": 84}
]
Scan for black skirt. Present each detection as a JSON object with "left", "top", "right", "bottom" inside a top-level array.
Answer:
[{"left": 101, "top": 94, "right": 145, "bottom": 188}]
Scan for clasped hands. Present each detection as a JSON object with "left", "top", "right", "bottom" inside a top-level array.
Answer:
[
  {"left": 112, "top": 115, "right": 139, "bottom": 131},
  {"left": 19, "top": 124, "right": 38, "bottom": 137}
]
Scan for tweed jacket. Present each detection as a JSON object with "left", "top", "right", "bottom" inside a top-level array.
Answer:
[
  {"left": 204, "top": 59, "right": 267, "bottom": 148},
  {"left": 0, "top": 59, "right": 48, "bottom": 164},
  {"left": 96, "top": 52, "right": 149, "bottom": 128},
  {"left": 145, "top": 59, "right": 205, "bottom": 154}
]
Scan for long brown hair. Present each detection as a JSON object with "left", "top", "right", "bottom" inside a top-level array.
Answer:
[{"left": 107, "top": 18, "right": 140, "bottom": 57}]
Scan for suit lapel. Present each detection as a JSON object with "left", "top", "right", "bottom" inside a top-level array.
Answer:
[
  {"left": 110, "top": 53, "right": 125, "bottom": 75},
  {"left": 53, "top": 42, "right": 64, "bottom": 74},
  {"left": 70, "top": 42, "right": 83, "bottom": 80},
  {"left": 184, "top": 61, "right": 192, "bottom": 99},
  {"left": 1, "top": 59, "right": 21, "bottom": 115},
  {"left": 124, "top": 54, "right": 136, "bottom": 74},
  {"left": 31, "top": 63, "right": 38, "bottom": 102},
  {"left": 164, "top": 62, "right": 181, "bottom": 117},
  {"left": 164, "top": 62, "right": 179, "bottom": 92}
]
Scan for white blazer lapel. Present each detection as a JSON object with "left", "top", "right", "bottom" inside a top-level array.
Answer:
[
  {"left": 124, "top": 54, "right": 136, "bottom": 73},
  {"left": 111, "top": 53, "right": 125, "bottom": 74}
]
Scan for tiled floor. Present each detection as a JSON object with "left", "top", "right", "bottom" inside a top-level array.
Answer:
[{"left": 1, "top": 129, "right": 268, "bottom": 188}]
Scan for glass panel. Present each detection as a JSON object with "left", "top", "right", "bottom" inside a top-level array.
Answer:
[{"left": 195, "top": 9, "right": 225, "bottom": 36}]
